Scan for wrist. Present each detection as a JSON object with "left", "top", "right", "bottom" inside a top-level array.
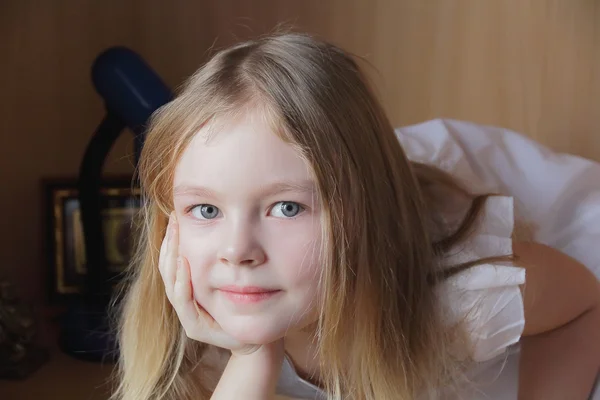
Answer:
[
  {"left": 212, "top": 341, "right": 285, "bottom": 400},
  {"left": 230, "top": 340, "right": 285, "bottom": 367},
  {"left": 229, "top": 340, "right": 285, "bottom": 384}
]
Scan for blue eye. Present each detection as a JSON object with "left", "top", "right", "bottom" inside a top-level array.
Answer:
[
  {"left": 191, "top": 204, "right": 220, "bottom": 220},
  {"left": 270, "top": 202, "right": 303, "bottom": 218}
]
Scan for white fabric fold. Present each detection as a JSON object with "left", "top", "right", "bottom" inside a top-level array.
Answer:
[{"left": 437, "top": 195, "right": 526, "bottom": 363}]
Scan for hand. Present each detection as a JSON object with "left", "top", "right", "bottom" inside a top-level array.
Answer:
[{"left": 159, "top": 213, "right": 277, "bottom": 356}]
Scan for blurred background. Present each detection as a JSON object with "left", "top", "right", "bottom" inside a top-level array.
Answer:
[
  {"left": 3, "top": 0, "right": 600, "bottom": 307},
  {"left": 0, "top": 0, "right": 599, "bottom": 398}
]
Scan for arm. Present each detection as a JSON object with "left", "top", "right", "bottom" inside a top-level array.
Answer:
[
  {"left": 212, "top": 342, "right": 284, "bottom": 400},
  {"left": 514, "top": 241, "right": 600, "bottom": 400}
]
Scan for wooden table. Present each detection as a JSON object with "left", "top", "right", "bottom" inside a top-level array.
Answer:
[
  {"left": 0, "top": 344, "right": 113, "bottom": 400},
  {"left": 0, "top": 311, "right": 297, "bottom": 400},
  {"left": 0, "top": 348, "right": 297, "bottom": 400},
  {"left": 0, "top": 339, "right": 292, "bottom": 400}
]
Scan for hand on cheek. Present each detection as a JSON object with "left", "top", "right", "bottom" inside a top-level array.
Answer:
[{"left": 158, "top": 212, "right": 281, "bottom": 355}]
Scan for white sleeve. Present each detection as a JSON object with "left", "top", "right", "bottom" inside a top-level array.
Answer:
[{"left": 436, "top": 196, "right": 526, "bottom": 363}]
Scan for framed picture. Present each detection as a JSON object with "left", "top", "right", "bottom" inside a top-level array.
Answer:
[{"left": 43, "top": 177, "right": 141, "bottom": 299}]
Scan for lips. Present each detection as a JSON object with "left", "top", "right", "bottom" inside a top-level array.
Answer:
[
  {"left": 218, "top": 286, "right": 281, "bottom": 304},
  {"left": 219, "top": 285, "right": 279, "bottom": 294}
]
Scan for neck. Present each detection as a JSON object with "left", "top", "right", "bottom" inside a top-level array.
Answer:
[{"left": 284, "top": 322, "right": 323, "bottom": 387}]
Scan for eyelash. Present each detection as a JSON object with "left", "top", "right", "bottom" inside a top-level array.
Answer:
[{"left": 183, "top": 202, "right": 308, "bottom": 219}]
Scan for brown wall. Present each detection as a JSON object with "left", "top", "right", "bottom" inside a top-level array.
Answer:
[{"left": 2, "top": 0, "right": 600, "bottom": 303}]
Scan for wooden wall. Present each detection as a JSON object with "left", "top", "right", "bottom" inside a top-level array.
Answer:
[{"left": 1, "top": 0, "right": 599, "bottom": 302}]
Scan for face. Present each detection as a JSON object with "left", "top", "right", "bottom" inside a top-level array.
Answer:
[{"left": 172, "top": 111, "right": 322, "bottom": 345}]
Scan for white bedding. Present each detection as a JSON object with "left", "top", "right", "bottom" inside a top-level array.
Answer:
[
  {"left": 396, "top": 118, "right": 600, "bottom": 280},
  {"left": 395, "top": 119, "right": 600, "bottom": 399}
]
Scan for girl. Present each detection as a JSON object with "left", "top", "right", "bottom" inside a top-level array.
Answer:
[{"left": 112, "top": 33, "right": 600, "bottom": 399}]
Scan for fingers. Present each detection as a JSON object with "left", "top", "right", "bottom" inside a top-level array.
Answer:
[
  {"left": 173, "top": 256, "right": 207, "bottom": 340},
  {"left": 158, "top": 219, "right": 169, "bottom": 283},
  {"left": 165, "top": 215, "right": 179, "bottom": 294},
  {"left": 157, "top": 216, "right": 247, "bottom": 351},
  {"left": 158, "top": 216, "right": 170, "bottom": 272},
  {"left": 173, "top": 262, "right": 236, "bottom": 348},
  {"left": 158, "top": 215, "right": 207, "bottom": 340},
  {"left": 159, "top": 212, "right": 178, "bottom": 300}
]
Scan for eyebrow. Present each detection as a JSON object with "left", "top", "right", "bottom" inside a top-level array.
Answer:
[{"left": 173, "top": 180, "right": 316, "bottom": 199}]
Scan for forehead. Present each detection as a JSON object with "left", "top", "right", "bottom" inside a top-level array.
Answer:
[{"left": 173, "top": 111, "right": 314, "bottom": 190}]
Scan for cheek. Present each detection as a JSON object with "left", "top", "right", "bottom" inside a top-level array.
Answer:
[
  {"left": 268, "top": 229, "right": 323, "bottom": 305},
  {"left": 282, "top": 240, "right": 321, "bottom": 282},
  {"left": 291, "top": 233, "right": 324, "bottom": 322},
  {"left": 177, "top": 226, "right": 214, "bottom": 292}
]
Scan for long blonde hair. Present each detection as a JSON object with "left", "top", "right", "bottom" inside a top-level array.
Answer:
[{"left": 111, "top": 32, "right": 511, "bottom": 400}]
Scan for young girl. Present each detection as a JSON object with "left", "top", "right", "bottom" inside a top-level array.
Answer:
[{"left": 112, "top": 33, "right": 600, "bottom": 399}]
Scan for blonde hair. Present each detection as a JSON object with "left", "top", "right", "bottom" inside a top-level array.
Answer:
[{"left": 111, "top": 32, "right": 512, "bottom": 400}]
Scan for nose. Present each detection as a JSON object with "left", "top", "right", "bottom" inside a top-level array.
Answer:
[{"left": 217, "top": 220, "right": 266, "bottom": 267}]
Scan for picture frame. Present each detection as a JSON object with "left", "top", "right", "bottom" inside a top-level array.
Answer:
[{"left": 43, "top": 177, "right": 141, "bottom": 299}]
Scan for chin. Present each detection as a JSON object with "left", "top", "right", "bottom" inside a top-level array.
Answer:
[{"left": 218, "top": 315, "right": 290, "bottom": 345}]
